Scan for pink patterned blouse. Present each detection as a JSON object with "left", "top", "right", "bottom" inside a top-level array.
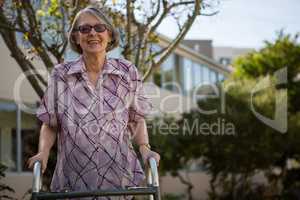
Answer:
[{"left": 36, "top": 56, "right": 152, "bottom": 199}]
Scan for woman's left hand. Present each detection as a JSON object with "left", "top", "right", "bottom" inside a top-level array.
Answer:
[{"left": 139, "top": 145, "right": 160, "bottom": 167}]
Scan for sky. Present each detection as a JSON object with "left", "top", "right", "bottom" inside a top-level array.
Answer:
[{"left": 157, "top": 0, "right": 300, "bottom": 48}]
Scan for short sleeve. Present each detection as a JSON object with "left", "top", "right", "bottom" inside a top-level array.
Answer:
[
  {"left": 36, "top": 68, "right": 60, "bottom": 129},
  {"left": 128, "top": 65, "right": 152, "bottom": 123}
]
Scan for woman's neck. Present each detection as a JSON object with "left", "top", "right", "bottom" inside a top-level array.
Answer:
[{"left": 82, "top": 52, "right": 106, "bottom": 73}]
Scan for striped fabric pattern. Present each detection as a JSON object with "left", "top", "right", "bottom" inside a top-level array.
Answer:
[{"left": 36, "top": 56, "right": 152, "bottom": 200}]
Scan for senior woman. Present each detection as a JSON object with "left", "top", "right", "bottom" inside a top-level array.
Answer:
[{"left": 27, "top": 5, "right": 160, "bottom": 198}]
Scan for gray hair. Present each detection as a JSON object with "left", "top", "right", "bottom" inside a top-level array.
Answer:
[{"left": 68, "top": 6, "right": 119, "bottom": 54}]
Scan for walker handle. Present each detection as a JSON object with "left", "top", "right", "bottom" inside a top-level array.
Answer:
[
  {"left": 32, "top": 158, "right": 159, "bottom": 198},
  {"left": 32, "top": 161, "right": 42, "bottom": 193},
  {"left": 147, "top": 157, "right": 159, "bottom": 187}
]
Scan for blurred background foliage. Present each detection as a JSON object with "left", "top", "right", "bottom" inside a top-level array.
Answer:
[{"left": 148, "top": 31, "right": 300, "bottom": 200}]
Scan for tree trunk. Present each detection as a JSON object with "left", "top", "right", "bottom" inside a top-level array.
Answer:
[{"left": 177, "top": 171, "right": 194, "bottom": 200}]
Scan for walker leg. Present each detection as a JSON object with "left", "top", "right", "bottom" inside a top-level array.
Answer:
[
  {"left": 31, "top": 192, "right": 37, "bottom": 200},
  {"left": 153, "top": 193, "right": 159, "bottom": 200},
  {"left": 153, "top": 187, "right": 161, "bottom": 200}
]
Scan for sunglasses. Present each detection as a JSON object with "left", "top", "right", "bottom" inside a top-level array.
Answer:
[{"left": 75, "top": 24, "right": 107, "bottom": 34}]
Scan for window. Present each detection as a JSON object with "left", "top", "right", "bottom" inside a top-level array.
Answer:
[
  {"left": 194, "top": 44, "right": 200, "bottom": 52},
  {"left": 161, "top": 53, "right": 176, "bottom": 91},
  {"left": 11, "top": 129, "right": 37, "bottom": 172},
  {"left": 181, "top": 58, "right": 193, "bottom": 95},
  {"left": 0, "top": 127, "right": 16, "bottom": 171},
  {"left": 0, "top": 101, "right": 37, "bottom": 172},
  {"left": 202, "top": 65, "right": 210, "bottom": 84},
  {"left": 219, "top": 57, "right": 231, "bottom": 66},
  {"left": 218, "top": 73, "right": 225, "bottom": 82},
  {"left": 192, "top": 62, "right": 202, "bottom": 89},
  {"left": 209, "top": 69, "right": 218, "bottom": 83}
]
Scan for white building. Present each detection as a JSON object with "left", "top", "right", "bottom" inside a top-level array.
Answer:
[{"left": 213, "top": 46, "right": 254, "bottom": 67}]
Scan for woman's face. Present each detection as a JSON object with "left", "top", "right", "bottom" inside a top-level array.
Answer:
[{"left": 75, "top": 12, "right": 111, "bottom": 55}]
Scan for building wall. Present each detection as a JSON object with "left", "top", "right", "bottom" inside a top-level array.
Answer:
[
  {"left": 0, "top": 38, "right": 42, "bottom": 103},
  {"left": 182, "top": 40, "right": 214, "bottom": 59},
  {"left": 213, "top": 46, "right": 253, "bottom": 67},
  {"left": 161, "top": 171, "right": 211, "bottom": 200}
]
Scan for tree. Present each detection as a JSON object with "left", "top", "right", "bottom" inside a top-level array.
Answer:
[
  {"left": 150, "top": 32, "right": 300, "bottom": 200},
  {"left": 188, "top": 80, "right": 292, "bottom": 199},
  {"left": 0, "top": 0, "right": 219, "bottom": 98},
  {"left": 147, "top": 115, "right": 204, "bottom": 200},
  {"left": 233, "top": 31, "right": 300, "bottom": 113},
  {"left": 174, "top": 32, "right": 300, "bottom": 200},
  {"left": 231, "top": 31, "right": 300, "bottom": 199}
]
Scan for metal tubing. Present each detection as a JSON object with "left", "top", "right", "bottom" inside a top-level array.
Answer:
[
  {"left": 31, "top": 158, "right": 161, "bottom": 199},
  {"left": 32, "top": 161, "right": 42, "bottom": 193},
  {"left": 147, "top": 157, "right": 160, "bottom": 200},
  {"left": 148, "top": 157, "right": 159, "bottom": 187},
  {"left": 33, "top": 187, "right": 156, "bottom": 199},
  {"left": 153, "top": 187, "right": 161, "bottom": 200},
  {"left": 31, "top": 192, "right": 37, "bottom": 200}
]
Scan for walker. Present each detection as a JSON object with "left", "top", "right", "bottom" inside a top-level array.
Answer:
[{"left": 31, "top": 157, "right": 160, "bottom": 200}]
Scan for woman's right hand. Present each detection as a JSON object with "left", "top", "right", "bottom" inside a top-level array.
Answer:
[{"left": 27, "top": 151, "right": 50, "bottom": 174}]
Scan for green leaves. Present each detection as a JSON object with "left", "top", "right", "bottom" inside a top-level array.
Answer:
[
  {"left": 148, "top": 31, "right": 300, "bottom": 199},
  {"left": 233, "top": 31, "right": 300, "bottom": 114},
  {"left": 36, "top": 9, "right": 46, "bottom": 18},
  {"left": 233, "top": 31, "right": 300, "bottom": 81}
]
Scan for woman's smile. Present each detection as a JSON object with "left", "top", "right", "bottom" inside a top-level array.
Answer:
[{"left": 87, "top": 39, "right": 102, "bottom": 47}]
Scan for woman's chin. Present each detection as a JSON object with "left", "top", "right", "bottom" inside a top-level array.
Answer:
[{"left": 84, "top": 48, "right": 106, "bottom": 55}]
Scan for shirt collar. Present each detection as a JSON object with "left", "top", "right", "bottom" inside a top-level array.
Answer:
[
  {"left": 65, "top": 56, "right": 83, "bottom": 75},
  {"left": 66, "top": 55, "right": 126, "bottom": 77}
]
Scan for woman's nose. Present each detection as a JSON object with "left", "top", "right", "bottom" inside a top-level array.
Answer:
[{"left": 89, "top": 28, "right": 97, "bottom": 35}]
